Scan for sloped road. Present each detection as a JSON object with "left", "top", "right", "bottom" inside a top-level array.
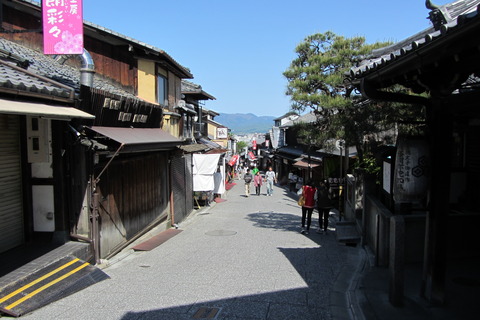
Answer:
[{"left": 18, "top": 181, "right": 360, "bottom": 320}]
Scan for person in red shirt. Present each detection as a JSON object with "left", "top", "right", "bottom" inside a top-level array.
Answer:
[{"left": 300, "top": 180, "right": 317, "bottom": 235}]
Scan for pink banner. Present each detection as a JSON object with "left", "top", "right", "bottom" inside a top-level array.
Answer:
[{"left": 43, "top": 0, "right": 83, "bottom": 55}]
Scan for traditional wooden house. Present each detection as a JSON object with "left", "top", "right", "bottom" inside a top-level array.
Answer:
[
  {"left": 348, "top": 0, "right": 480, "bottom": 306},
  {"left": 0, "top": 0, "right": 195, "bottom": 264}
]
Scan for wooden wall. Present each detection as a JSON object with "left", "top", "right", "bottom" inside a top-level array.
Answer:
[{"left": 96, "top": 152, "right": 169, "bottom": 258}]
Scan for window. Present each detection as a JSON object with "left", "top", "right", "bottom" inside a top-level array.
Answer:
[{"left": 157, "top": 74, "right": 168, "bottom": 106}]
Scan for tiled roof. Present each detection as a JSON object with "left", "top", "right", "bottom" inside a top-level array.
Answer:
[
  {"left": 274, "top": 112, "right": 299, "bottom": 121},
  {"left": 281, "top": 112, "right": 317, "bottom": 128},
  {"left": 179, "top": 143, "right": 209, "bottom": 153},
  {"left": 350, "top": 0, "right": 480, "bottom": 80},
  {"left": 0, "top": 38, "right": 141, "bottom": 101},
  {"left": 14, "top": 0, "right": 193, "bottom": 79},
  {"left": 0, "top": 59, "right": 73, "bottom": 99},
  {"left": 181, "top": 80, "right": 216, "bottom": 100}
]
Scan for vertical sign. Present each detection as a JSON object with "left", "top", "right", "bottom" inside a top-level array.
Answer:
[
  {"left": 42, "top": 0, "right": 83, "bottom": 55},
  {"left": 383, "top": 161, "right": 391, "bottom": 193}
]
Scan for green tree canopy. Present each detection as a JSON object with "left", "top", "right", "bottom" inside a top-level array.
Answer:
[
  {"left": 283, "top": 31, "right": 394, "bottom": 159},
  {"left": 236, "top": 140, "right": 247, "bottom": 152}
]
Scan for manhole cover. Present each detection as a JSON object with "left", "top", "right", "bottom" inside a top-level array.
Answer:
[{"left": 205, "top": 230, "right": 237, "bottom": 236}]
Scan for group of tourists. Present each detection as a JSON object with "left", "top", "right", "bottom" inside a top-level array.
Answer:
[
  {"left": 242, "top": 165, "right": 334, "bottom": 235},
  {"left": 243, "top": 165, "right": 277, "bottom": 197},
  {"left": 298, "top": 179, "right": 334, "bottom": 235}
]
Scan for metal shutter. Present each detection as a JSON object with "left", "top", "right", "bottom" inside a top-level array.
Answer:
[{"left": 0, "top": 114, "right": 24, "bottom": 253}]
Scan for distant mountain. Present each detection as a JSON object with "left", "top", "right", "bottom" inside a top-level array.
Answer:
[{"left": 216, "top": 113, "right": 275, "bottom": 134}]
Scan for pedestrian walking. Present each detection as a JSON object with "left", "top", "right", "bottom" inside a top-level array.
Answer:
[
  {"left": 300, "top": 180, "right": 317, "bottom": 235},
  {"left": 244, "top": 169, "right": 253, "bottom": 197},
  {"left": 253, "top": 171, "right": 263, "bottom": 195},
  {"left": 316, "top": 180, "right": 334, "bottom": 234},
  {"left": 265, "top": 167, "right": 277, "bottom": 196},
  {"left": 251, "top": 164, "right": 259, "bottom": 176}
]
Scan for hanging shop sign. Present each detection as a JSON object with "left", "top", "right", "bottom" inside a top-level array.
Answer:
[
  {"left": 393, "top": 136, "right": 430, "bottom": 203},
  {"left": 43, "top": 0, "right": 84, "bottom": 54},
  {"left": 228, "top": 154, "right": 239, "bottom": 166}
]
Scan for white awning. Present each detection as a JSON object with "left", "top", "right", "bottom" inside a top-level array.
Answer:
[{"left": 0, "top": 99, "right": 95, "bottom": 120}]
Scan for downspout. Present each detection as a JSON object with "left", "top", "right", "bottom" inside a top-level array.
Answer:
[
  {"left": 78, "top": 49, "right": 97, "bottom": 260},
  {"left": 78, "top": 49, "right": 95, "bottom": 87},
  {"left": 61, "top": 49, "right": 96, "bottom": 259},
  {"left": 55, "top": 48, "right": 95, "bottom": 87}
]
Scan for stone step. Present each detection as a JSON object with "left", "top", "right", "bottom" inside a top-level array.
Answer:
[{"left": 336, "top": 221, "right": 361, "bottom": 245}]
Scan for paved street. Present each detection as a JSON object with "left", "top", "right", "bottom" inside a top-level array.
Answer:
[{"left": 17, "top": 181, "right": 361, "bottom": 320}]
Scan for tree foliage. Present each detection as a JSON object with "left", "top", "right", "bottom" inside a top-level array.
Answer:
[
  {"left": 236, "top": 140, "right": 247, "bottom": 151},
  {"left": 284, "top": 31, "right": 401, "bottom": 159}
]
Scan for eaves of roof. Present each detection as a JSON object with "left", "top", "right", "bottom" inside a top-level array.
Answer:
[
  {"left": 205, "top": 118, "right": 225, "bottom": 127},
  {"left": 273, "top": 112, "right": 299, "bottom": 121},
  {"left": 0, "top": 38, "right": 157, "bottom": 106},
  {"left": 350, "top": 1, "right": 480, "bottom": 85},
  {"left": 201, "top": 107, "right": 220, "bottom": 117},
  {"left": 182, "top": 90, "right": 216, "bottom": 101},
  {"left": 280, "top": 112, "right": 316, "bottom": 128},
  {"left": 179, "top": 143, "right": 209, "bottom": 153},
  {"left": 10, "top": 0, "right": 193, "bottom": 79},
  {"left": 0, "top": 59, "right": 74, "bottom": 102},
  {"left": 85, "top": 126, "right": 183, "bottom": 153},
  {"left": 181, "top": 81, "right": 216, "bottom": 100}
]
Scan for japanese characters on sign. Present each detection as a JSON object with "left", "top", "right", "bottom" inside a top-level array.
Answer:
[
  {"left": 395, "top": 148, "right": 411, "bottom": 194},
  {"left": 42, "top": 0, "right": 83, "bottom": 55},
  {"left": 327, "top": 177, "right": 345, "bottom": 189},
  {"left": 393, "top": 137, "right": 429, "bottom": 203}
]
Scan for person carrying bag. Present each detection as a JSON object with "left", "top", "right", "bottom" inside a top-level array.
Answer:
[{"left": 299, "top": 180, "right": 317, "bottom": 235}]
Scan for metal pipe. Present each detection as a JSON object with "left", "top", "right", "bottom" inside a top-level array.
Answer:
[
  {"left": 92, "top": 189, "right": 100, "bottom": 264},
  {"left": 54, "top": 48, "right": 95, "bottom": 87},
  {"left": 70, "top": 233, "right": 92, "bottom": 243},
  {"left": 78, "top": 49, "right": 95, "bottom": 87}
]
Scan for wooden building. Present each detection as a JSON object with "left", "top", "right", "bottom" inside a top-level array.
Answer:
[
  {"left": 348, "top": 0, "right": 480, "bottom": 305},
  {"left": 0, "top": 0, "right": 195, "bottom": 262}
]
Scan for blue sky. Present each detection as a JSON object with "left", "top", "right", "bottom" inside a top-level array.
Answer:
[{"left": 79, "top": 0, "right": 451, "bottom": 117}]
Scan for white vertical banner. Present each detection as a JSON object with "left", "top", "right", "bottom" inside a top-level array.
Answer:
[
  {"left": 193, "top": 154, "right": 221, "bottom": 191},
  {"left": 214, "top": 157, "right": 226, "bottom": 194}
]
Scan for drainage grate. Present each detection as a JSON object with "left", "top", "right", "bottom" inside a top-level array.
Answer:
[{"left": 192, "top": 307, "right": 221, "bottom": 319}]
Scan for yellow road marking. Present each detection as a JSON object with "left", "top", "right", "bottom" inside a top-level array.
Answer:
[
  {"left": 6, "top": 262, "right": 89, "bottom": 310},
  {"left": 0, "top": 258, "right": 80, "bottom": 304}
]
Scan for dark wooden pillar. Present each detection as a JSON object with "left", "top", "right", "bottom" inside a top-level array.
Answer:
[{"left": 421, "top": 100, "right": 452, "bottom": 304}]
